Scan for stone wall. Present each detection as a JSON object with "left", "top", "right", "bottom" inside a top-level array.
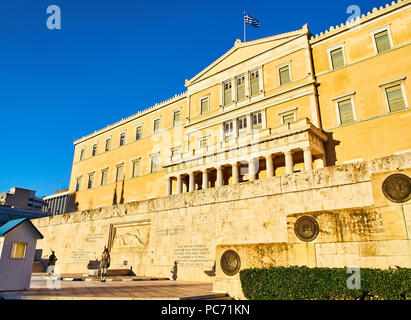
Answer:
[{"left": 33, "top": 152, "right": 411, "bottom": 295}]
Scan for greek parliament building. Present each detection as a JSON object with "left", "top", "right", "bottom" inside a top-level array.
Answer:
[
  {"left": 68, "top": 1, "right": 410, "bottom": 211},
  {"left": 33, "top": 1, "right": 411, "bottom": 299}
]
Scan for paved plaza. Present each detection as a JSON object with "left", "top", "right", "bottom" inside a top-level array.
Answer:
[{"left": 0, "top": 275, "right": 221, "bottom": 300}]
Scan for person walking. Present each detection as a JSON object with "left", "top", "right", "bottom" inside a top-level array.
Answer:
[{"left": 100, "top": 247, "right": 110, "bottom": 282}]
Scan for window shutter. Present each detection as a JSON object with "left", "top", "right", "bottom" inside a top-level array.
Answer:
[
  {"left": 237, "top": 83, "right": 245, "bottom": 100},
  {"left": 251, "top": 79, "right": 259, "bottom": 96},
  {"left": 101, "top": 171, "right": 107, "bottom": 185},
  {"left": 375, "top": 30, "right": 391, "bottom": 53},
  {"left": 136, "top": 127, "right": 142, "bottom": 140},
  {"left": 153, "top": 119, "right": 160, "bottom": 133},
  {"left": 173, "top": 112, "right": 181, "bottom": 126},
  {"left": 338, "top": 99, "right": 354, "bottom": 124},
  {"left": 133, "top": 160, "right": 140, "bottom": 177},
  {"left": 201, "top": 98, "right": 209, "bottom": 114},
  {"left": 279, "top": 66, "right": 290, "bottom": 85},
  {"left": 331, "top": 48, "right": 344, "bottom": 69},
  {"left": 224, "top": 82, "right": 232, "bottom": 105},
  {"left": 116, "top": 166, "right": 123, "bottom": 181},
  {"left": 386, "top": 85, "right": 405, "bottom": 112}
]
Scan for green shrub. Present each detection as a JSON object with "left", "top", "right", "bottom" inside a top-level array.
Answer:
[{"left": 239, "top": 266, "right": 410, "bottom": 300}]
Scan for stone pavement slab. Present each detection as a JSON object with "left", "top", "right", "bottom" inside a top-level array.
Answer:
[{"left": 0, "top": 275, "right": 218, "bottom": 300}]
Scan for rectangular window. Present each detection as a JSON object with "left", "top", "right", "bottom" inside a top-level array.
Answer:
[
  {"left": 132, "top": 159, "right": 141, "bottom": 178},
  {"left": 173, "top": 111, "right": 181, "bottom": 127},
  {"left": 282, "top": 113, "right": 295, "bottom": 124},
  {"left": 116, "top": 165, "right": 124, "bottom": 182},
  {"left": 330, "top": 48, "right": 345, "bottom": 69},
  {"left": 119, "top": 133, "right": 126, "bottom": 146},
  {"left": 237, "top": 76, "right": 245, "bottom": 101},
  {"left": 151, "top": 155, "right": 159, "bottom": 173},
  {"left": 75, "top": 177, "right": 82, "bottom": 192},
  {"left": 153, "top": 119, "right": 160, "bottom": 134},
  {"left": 88, "top": 174, "right": 94, "bottom": 189},
  {"left": 199, "top": 137, "right": 208, "bottom": 150},
  {"left": 224, "top": 121, "right": 234, "bottom": 142},
  {"left": 238, "top": 117, "right": 247, "bottom": 131},
  {"left": 374, "top": 30, "right": 392, "bottom": 54},
  {"left": 79, "top": 148, "right": 85, "bottom": 161},
  {"left": 386, "top": 85, "right": 406, "bottom": 112},
  {"left": 105, "top": 138, "right": 111, "bottom": 152},
  {"left": 101, "top": 170, "right": 108, "bottom": 186},
  {"left": 252, "top": 112, "right": 262, "bottom": 129},
  {"left": 250, "top": 70, "right": 260, "bottom": 96},
  {"left": 223, "top": 81, "right": 232, "bottom": 106},
  {"left": 136, "top": 126, "right": 142, "bottom": 140},
  {"left": 11, "top": 242, "right": 27, "bottom": 259},
  {"left": 200, "top": 97, "right": 209, "bottom": 114},
  {"left": 92, "top": 144, "right": 97, "bottom": 157},
  {"left": 338, "top": 99, "right": 355, "bottom": 125},
  {"left": 279, "top": 65, "right": 291, "bottom": 85}
]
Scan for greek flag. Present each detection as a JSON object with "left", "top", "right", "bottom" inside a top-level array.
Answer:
[{"left": 244, "top": 13, "right": 260, "bottom": 27}]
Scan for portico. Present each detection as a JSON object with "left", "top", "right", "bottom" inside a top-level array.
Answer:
[{"left": 164, "top": 118, "right": 327, "bottom": 195}]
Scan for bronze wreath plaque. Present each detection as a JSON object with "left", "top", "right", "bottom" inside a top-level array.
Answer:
[
  {"left": 220, "top": 250, "right": 241, "bottom": 276},
  {"left": 294, "top": 216, "right": 319, "bottom": 242},
  {"left": 382, "top": 173, "right": 411, "bottom": 203}
]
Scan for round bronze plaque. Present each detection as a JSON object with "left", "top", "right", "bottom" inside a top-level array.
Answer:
[
  {"left": 294, "top": 216, "right": 319, "bottom": 242},
  {"left": 382, "top": 173, "right": 411, "bottom": 203},
  {"left": 220, "top": 250, "right": 241, "bottom": 276}
]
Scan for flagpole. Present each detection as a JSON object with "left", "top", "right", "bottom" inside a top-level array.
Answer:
[{"left": 244, "top": 11, "right": 246, "bottom": 42}]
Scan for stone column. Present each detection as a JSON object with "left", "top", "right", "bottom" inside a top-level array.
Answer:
[
  {"left": 233, "top": 118, "right": 239, "bottom": 139},
  {"left": 232, "top": 163, "right": 239, "bottom": 184},
  {"left": 265, "top": 154, "right": 274, "bottom": 178},
  {"left": 176, "top": 175, "right": 182, "bottom": 194},
  {"left": 202, "top": 170, "right": 209, "bottom": 190},
  {"left": 166, "top": 177, "right": 172, "bottom": 196},
  {"left": 303, "top": 147, "right": 313, "bottom": 171},
  {"left": 317, "top": 155, "right": 326, "bottom": 169},
  {"left": 248, "top": 158, "right": 256, "bottom": 181},
  {"left": 189, "top": 172, "right": 195, "bottom": 192},
  {"left": 285, "top": 150, "right": 294, "bottom": 175},
  {"left": 216, "top": 166, "right": 224, "bottom": 187}
]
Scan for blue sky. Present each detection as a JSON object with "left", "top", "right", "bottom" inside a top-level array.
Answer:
[{"left": 0, "top": 0, "right": 391, "bottom": 197}]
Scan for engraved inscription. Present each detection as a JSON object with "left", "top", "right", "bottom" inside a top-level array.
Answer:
[
  {"left": 85, "top": 233, "right": 104, "bottom": 242},
  {"left": 157, "top": 226, "right": 185, "bottom": 237},
  {"left": 71, "top": 249, "right": 92, "bottom": 264},
  {"left": 174, "top": 244, "right": 213, "bottom": 267}
]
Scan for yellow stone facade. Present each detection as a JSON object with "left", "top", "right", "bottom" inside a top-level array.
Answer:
[{"left": 68, "top": 1, "right": 411, "bottom": 212}]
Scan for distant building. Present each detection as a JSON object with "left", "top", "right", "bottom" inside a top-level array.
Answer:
[
  {"left": 42, "top": 189, "right": 76, "bottom": 215},
  {"left": 0, "top": 206, "right": 49, "bottom": 225},
  {"left": 0, "top": 187, "right": 47, "bottom": 212}
]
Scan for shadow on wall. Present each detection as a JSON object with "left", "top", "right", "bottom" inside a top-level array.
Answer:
[
  {"left": 204, "top": 262, "right": 216, "bottom": 277},
  {"left": 323, "top": 131, "right": 340, "bottom": 167}
]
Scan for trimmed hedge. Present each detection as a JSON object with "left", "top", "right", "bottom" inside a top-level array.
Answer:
[{"left": 240, "top": 266, "right": 410, "bottom": 300}]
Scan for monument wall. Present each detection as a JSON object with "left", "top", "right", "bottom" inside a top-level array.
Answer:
[{"left": 33, "top": 153, "right": 411, "bottom": 293}]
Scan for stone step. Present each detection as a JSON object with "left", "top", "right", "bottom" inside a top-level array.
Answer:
[
  {"left": 97, "top": 269, "right": 131, "bottom": 276},
  {"left": 180, "top": 293, "right": 233, "bottom": 300},
  {"left": 32, "top": 261, "right": 45, "bottom": 273}
]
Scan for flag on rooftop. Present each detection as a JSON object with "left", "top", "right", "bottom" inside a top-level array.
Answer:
[{"left": 244, "top": 13, "right": 260, "bottom": 27}]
